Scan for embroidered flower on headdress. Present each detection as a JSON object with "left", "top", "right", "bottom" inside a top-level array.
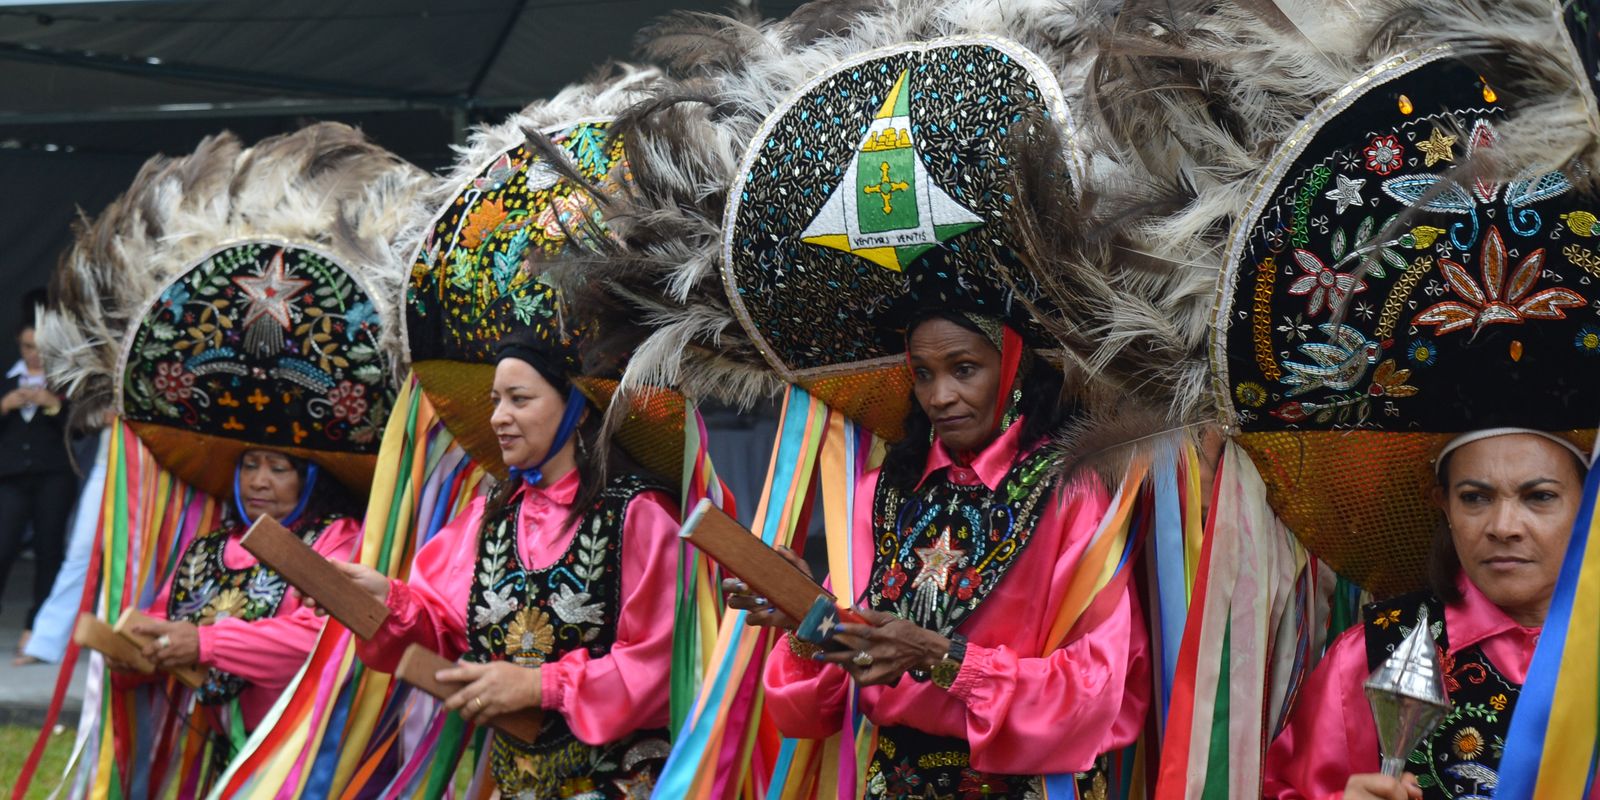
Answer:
[
  {"left": 953, "top": 567, "right": 980, "bottom": 601},
  {"left": 1413, "top": 227, "right": 1582, "bottom": 334},
  {"left": 1407, "top": 339, "right": 1438, "bottom": 366},
  {"left": 153, "top": 361, "right": 196, "bottom": 402},
  {"left": 460, "top": 198, "right": 508, "bottom": 251},
  {"left": 1287, "top": 249, "right": 1367, "bottom": 317},
  {"left": 1234, "top": 381, "right": 1268, "bottom": 408},
  {"left": 326, "top": 380, "right": 369, "bottom": 424},
  {"left": 1366, "top": 360, "right": 1418, "bottom": 398},
  {"left": 1363, "top": 135, "right": 1405, "bottom": 176},
  {"left": 159, "top": 282, "right": 192, "bottom": 313},
  {"left": 343, "top": 300, "right": 378, "bottom": 337},
  {"left": 1576, "top": 325, "right": 1600, "bottom": 355}
]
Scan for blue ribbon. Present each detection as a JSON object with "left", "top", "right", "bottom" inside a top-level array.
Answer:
[
  {"left": 507, "top": 385, "right": 588, "bottom": 486},
  {"left": 233, "top": 459, "right": 319, "bottom": 527}
]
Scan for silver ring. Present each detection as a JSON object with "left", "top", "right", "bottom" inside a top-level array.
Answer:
[
  {"left": 852, "top": 650, "right": 874, "bottom": 667},
  {"left": 156, "top": 634, "right": 172, "bottom": 650}
]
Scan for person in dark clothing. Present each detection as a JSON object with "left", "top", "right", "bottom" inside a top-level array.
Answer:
[{"left": 0, "top": 322, "right": 75, "bottom": 655}]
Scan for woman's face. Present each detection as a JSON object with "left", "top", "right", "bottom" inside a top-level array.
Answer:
[
  {"left": 907, "top": 317, "right": 1003, "bottom": 455},
  {"left": 1437, "top": 434, "right": 1584, "bottom": 627},
  {"left": 490, "top": 358, "right": 569, "bottom": 471},
  {"left": 238, "top": 449, "right": 305, "bottom": 522}
]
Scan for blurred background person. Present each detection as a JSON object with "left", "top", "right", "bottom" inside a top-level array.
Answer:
[{"left": 0, "top": 313, "right": 73, "bottom": 661}]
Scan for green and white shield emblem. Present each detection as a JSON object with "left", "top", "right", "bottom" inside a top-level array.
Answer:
[{"left": 800, "top": 70, "right": 983, "bottom": 272}]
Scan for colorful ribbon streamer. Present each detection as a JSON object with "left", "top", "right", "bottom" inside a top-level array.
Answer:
[{"left": 1498, "top": 454, "right": 1600, "bottom": 798}]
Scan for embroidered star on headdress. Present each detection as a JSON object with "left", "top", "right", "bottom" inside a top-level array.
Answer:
[
  {"left": 1416, "top": 128, "right": 1457, "bottom": 167},
  {"left": 1324, "top": 174, "right": 1367, "bottom": 215},
  {"left": 233, "top": 249, "right": 311, "bottom": 331}
]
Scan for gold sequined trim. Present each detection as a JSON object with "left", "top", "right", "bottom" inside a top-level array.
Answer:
[
  {"left": 1253, "top": 256, "right": 1281, "bottom": 380},
  {"left": 1566, "top": 243, "right": 1600, "bottom": 279},
  {"left": 1377, "top": 256, "right": 1435, "bottom": 340},
  {"left": 915, "top": 751, "right": 970, "bottom": 769}
]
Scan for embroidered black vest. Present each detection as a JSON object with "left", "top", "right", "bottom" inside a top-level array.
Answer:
[
  {"left": 1363, "top": 592, "right": 1520, "bottom": 800},
  {"left": 865, "top": 447, "right": 1056, "bottom": 636},
  {"left": 464, "top": 473, "right": 672, "bottom": 799},
  {"left": 863, "top": 447, "right": 1105, "bottom": 798},
  {"left": 166, "top": 514, "right": 339, "bottom": 704}
]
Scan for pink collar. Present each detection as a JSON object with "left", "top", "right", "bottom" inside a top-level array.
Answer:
[
  {"left": 512, "top": 467, "right": 581, "bottom": 506},
  {"left": 1446, "top": 572, "right": 1538, "bottom": 655},
  {"left": 920, "top": 416, "right": 1029, "bottom": 492}
]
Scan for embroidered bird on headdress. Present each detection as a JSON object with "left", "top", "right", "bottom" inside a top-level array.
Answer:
[{"left": 1280, "top": 323, "right": 1382, "bottom": 397}]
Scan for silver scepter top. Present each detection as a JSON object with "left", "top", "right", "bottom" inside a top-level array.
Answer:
[{"left": 1364, "top": 604, "right": 1452, "bottom": 778}]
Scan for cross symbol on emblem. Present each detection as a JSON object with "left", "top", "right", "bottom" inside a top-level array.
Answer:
[{"left": 863, "top": 162, "right": 909, "bottom": 215}]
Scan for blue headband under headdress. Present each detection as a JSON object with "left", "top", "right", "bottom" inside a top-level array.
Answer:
[
  {"left": 233, "top": 458, "right": 320, "bottom": 527},
  {"left": 507, "top": 384, "right": 587, "bottom": 486}
]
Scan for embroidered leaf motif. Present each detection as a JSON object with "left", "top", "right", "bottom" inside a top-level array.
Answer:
[
  {"left": 1503, "top": 170, "right": 1572, "bottom": 209},
  {"left": 1381, "top": 175, "right": 1476, "bottom": 214},
  {"left": 566, "top": 124, "right": 612, "bottom": 176}
]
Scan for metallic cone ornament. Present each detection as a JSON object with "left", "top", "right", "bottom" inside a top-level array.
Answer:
[{"left": 1364, "top": 605, "right": 1452, "bottom": 777}]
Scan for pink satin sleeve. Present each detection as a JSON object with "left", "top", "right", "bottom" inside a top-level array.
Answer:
[
  {"left": 939, "top": 589, "right": 1143, "bottom": 773},
  {"left": 539, "top": 490, "right": 681, "bottom": 744},
  {"left": 763, "top": 471, "right": 1148, "bottom": 774},
  {"left": 762, "top": 576, "right": 851, "bottom": 740},
  {"left": 355, "top": 497, "right": 486, "bottom": 673},
  {"left": 1262, "top": 624, "right": 1378, "bottom": 800}
]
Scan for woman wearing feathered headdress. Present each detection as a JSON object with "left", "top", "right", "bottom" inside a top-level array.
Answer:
[
  {"left": 1163, "top": 2, "right": 1600, "bottom": 795},
  {"left": 33, "top": 122, "right": 418, "bottom": 795},
  {"left": 706, "top": 29, "right": 1152, "bottom": 795},
  {"left": 334, "top": 79, "right": 689, "bottom": 797}
]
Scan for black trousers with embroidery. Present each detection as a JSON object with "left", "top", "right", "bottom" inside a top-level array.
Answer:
[{"left": 0, "top": 469, "right": 77, "bottom": 624}]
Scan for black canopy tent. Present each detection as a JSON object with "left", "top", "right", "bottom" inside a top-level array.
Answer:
[{"left": 0, "top": 0, "right": 802, "bottom": 358}]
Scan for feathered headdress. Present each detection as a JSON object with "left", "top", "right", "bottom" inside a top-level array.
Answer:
[
  {"left": 39, "top": 122, "right": 424, "bottom": 497},
  {"left": 397, "top": 64, "right": 703, "bottom": 479},
  {"left": 548, "top": 0, "right": 1118, "bottom": 442},
  {"left": 1038, "top": 0, "right": 1600, "bottom": 593}
]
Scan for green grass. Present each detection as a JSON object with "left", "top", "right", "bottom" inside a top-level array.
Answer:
[{"left": 1, "top": 724, "right": 77, "bottom": 799}]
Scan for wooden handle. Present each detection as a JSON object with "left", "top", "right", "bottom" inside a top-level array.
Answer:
[
  {"left": 395, "top": 644, "right": 544, "bottom": 743},
  {"left": 678, "top": 499, "right": 835, "bottom": 621},
  {"left": 240, "top": 514, "right": 389, "bottom": 639},
  {"left": 113, "top": 609, "right": 208, "bottom": 689},
  {"left": 74, "top": 613, "right": 155, "bottom": 674}
]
